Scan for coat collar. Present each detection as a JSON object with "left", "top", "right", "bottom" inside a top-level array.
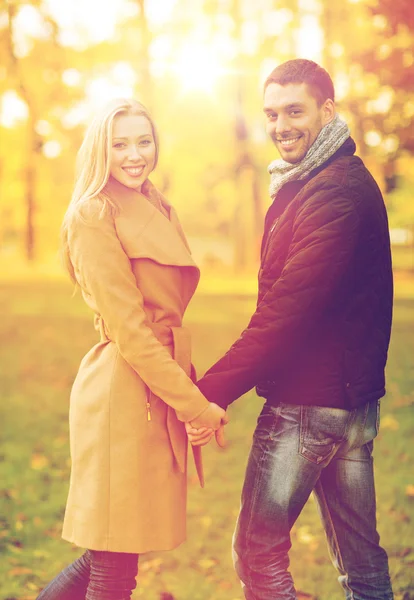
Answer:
[{"left": 104, "top": 178, "right": 198, "bottom": 271}]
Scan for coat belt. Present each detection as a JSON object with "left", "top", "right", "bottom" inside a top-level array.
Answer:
[
  {"left": 94, "top": 314, "right": 203, "bottom": 485},
  {"left": 95, "top": 315, "right": 191, "bottom": 374}
]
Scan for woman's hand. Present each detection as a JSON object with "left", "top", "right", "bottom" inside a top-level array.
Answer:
[{"left": 185, "top": 425, "right": 215, "bottom": 447}]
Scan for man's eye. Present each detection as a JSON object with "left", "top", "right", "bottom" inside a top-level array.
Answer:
[
  {"left": 267, "top": 113, "right": 277, "bottom": 120},
  {"left": 290, "top": 110, "right": 301, "bottom": 116}
]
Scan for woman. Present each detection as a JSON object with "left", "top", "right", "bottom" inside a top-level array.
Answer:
[{"left": 37, "top": 98, "right": 226, "bottom": 600}]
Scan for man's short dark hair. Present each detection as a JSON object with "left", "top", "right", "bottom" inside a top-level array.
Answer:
[{"left": 265, "top": 59, "right": 335, "bottom": 105}]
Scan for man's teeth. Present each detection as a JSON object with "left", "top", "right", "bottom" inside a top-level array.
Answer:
[
  {"left": 124, "top": 167, "right": 144, "bottom": 175},
  {"left": 279, "top": 137, "right": 300, "bottom": 146}
]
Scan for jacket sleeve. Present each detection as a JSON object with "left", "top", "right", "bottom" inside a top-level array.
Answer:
[
  {"left": 197, "top": 185, "right": 361, "bottom": 409},
  {"left": 68, "top": 200, "right": 209, "bottom": 422}
]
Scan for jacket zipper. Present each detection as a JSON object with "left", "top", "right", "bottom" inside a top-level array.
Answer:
[{"left": 260, "top": 218, "right": 279, "bottom": 271}]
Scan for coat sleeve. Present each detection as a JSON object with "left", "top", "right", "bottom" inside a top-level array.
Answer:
[
  {"left": 197, "top": 185, "right": 361, "bottom": 409},
  {"left": 68, "top": 200, "right": 209, "bottom": 422}
]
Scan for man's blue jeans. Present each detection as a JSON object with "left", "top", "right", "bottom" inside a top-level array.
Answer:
[
  {"left": 233, "top": 400, "right": 393, "bottom": 600},
  {"left": 36, "top": 550, "right": 138, "bottom": 600}
]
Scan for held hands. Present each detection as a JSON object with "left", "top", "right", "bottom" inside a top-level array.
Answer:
[{"left": 185, "top": 402, "right": 229, "bottom": 448}]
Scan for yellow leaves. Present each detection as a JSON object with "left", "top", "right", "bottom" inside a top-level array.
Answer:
[
  {"left": 197, "top": 558, "right": 217, "bottom": 571},
  {"left": 406, "top": 484, "right": 414, "bottom": 497},
  {"left": 380, "top": 414, "right": 399, "bottom": 430},
  {"left": 26, "top": 582, "right": 39, "bottom": 591},
  {"left": 7, "top": 543, "right": 23, "bottom": 554},
  {"left": 8, "top": 566, "right": 33, "bottom": 576},
  {"left": 199, "top": 515, "right": 213, "bottom": 528},
  {"left": 53, "top": 435, "right": 67, "bottom": 448},
  {"left": 14, "top": 511, "right": 28, "bottom": 531},
  {"left": 33, "top": 549, "right": 50, "bottom": 558},
  {"left": 30, "top": 452, "right": 49, "bottom": 470},
  {"left": 296, "top": 525, "right": 319, "bottom": 554},
  {"left": 140, "top": 557, "right": 163, "bottom": 573},
  {"left": 296, "top": 525, "right": 316, "bottom": 545}
]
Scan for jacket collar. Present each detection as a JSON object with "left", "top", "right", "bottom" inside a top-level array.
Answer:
[
  {"left": 262, "top": 137, "right": 357, "bottom": 244},
  {"left": 273, "top": 137, "right": 357, "bottom": 208},
  {"left": 307, "top": 136, "right": 356, "bottom": 180}
]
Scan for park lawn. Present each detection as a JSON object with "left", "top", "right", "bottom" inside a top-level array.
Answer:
[{"left": 0, "top": 280, "right": 413, "bottom": 600}]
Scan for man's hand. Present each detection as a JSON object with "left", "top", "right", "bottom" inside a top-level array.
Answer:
[
  {"left": 186, "top": 411, "right": 229, "bottom": 447},
  {"left": 190, "top": 402, "right": 226, "bottom": 430}
]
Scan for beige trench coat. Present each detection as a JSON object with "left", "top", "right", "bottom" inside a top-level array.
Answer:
[{"left": 62, "top": 181, "right": 210, "bottom": 554}]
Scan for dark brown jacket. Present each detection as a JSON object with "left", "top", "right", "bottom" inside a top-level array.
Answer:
[{"left": 198, "top": 138, "right": 393, "bottom": 410}]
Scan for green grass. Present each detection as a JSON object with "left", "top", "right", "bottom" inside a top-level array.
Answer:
[{"left": 0, "top": 281, "right": 413, "bottom": 600}]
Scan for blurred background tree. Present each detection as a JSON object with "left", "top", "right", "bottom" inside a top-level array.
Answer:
[{"left": 0, "top": 0, "right": 413, "bottom": 272}]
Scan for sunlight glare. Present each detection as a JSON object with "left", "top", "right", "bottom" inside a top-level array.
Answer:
[
  {"left": 62, "top": 103, "right": 89, "bottom": 129},
  {"left": 0, "top": 91, "right": 28, "bottom": 128},
  {"left": 146, "top": 0, "right": 178, "bottom": 28},
  {"left": 62, "top": 69, "right": 82, "bottom": 87},
  {"left": 86, "top": 78, "right": 134, "bottom": 108},
  {"left": 262, "top": 9, "right": 293, "bottom": 37},
  {"left": 334, "top": 73, "right": 350, "bottom": 102},
  {"left": 45, "top": 0, "right": 125, "bottom": 48},
  {"left": 173, "top": 41, "right": 225, "bottom": 95},
  {"left": 12, "top": 5, "right": 51, "bottom": 58},
  {"left": 365, "top": 130, "right": 382, "bottom": 147},
  {"left": 43, "top": 140, "right": 62, "bottom": 159},
  {"left": 296, "top": 15, "right": 323, "bottom": 63}
]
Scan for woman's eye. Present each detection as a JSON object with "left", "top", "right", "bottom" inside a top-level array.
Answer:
[
  {"left": 113, "top": 143, "right": 125, "bottom": 148},
  {"left": 140, "top": 139, "right": 152, "bottom": 146}
]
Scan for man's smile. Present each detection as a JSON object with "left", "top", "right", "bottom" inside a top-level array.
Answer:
[{"left": 276, "top": 135, "right": 302, "bottom": 147}]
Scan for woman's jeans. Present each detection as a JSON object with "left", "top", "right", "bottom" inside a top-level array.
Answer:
[
  {"left": 233, "top": 400, "right": 394, "bottom": 600},
  {"left": 36, "top": 550, "right": 138, "bottom": 600}
]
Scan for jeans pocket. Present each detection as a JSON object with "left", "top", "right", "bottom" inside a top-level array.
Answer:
[
  {"left": 253, "top": 403, "right": 279, "bottom": 443},
  {"left": 376, "top": 399, "right": 381, "bottom": 434},
  {"left": 300, "top": 405, "right": 349, "bottom": 465},
  {"left": 362, "top": 399, "right": 380, "bottom": 446}
]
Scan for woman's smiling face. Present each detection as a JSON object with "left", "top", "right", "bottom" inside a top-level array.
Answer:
[
  {"left": 109, "top": 113, "right": 157, "bottom": 191},
  {"left": 263, "top": 82, "right": 335, "bottom": 164}
]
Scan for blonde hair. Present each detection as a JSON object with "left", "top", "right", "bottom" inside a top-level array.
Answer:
[{"left": 61, "top": 98, "right": 159, "bottom": 282}]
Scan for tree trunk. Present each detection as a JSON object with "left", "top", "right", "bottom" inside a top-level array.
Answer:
[
  {"left": 136, "top": 0, "right": 154, "bottom": 112},
  {"left": 231, "top": 0, "right": 263, "bottom": 272},
  {"left": 6, "top": 3, "right": 37, "bottom": 261}
]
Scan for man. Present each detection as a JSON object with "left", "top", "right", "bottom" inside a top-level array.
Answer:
[{"left": 188, "top": 59, "right": 394, "bottom": 599}]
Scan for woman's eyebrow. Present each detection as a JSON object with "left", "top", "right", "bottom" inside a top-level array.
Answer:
[{"left": 113, "top": 134, "right": 152, "bottom": 140}]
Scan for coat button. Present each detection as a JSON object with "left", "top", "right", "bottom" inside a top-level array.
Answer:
[{"left": 346, "top": 382, "right": 351, "bottom": 388}]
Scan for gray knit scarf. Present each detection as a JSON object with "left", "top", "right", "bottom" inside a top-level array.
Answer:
[{"left": 268, "top": 113, "right": 350, "bottom": 199}]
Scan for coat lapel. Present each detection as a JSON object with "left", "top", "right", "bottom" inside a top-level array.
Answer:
[{"left": 105, "top": 179, "right": 199, "bottom": 271}]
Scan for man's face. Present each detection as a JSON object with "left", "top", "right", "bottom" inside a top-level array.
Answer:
[{"left": 263, "top": 82, "right": 334, "bottom": 164}]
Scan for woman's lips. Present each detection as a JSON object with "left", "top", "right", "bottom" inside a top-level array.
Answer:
[{"left": 123, "top": 166, "right": 145, "bottom": 176}]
